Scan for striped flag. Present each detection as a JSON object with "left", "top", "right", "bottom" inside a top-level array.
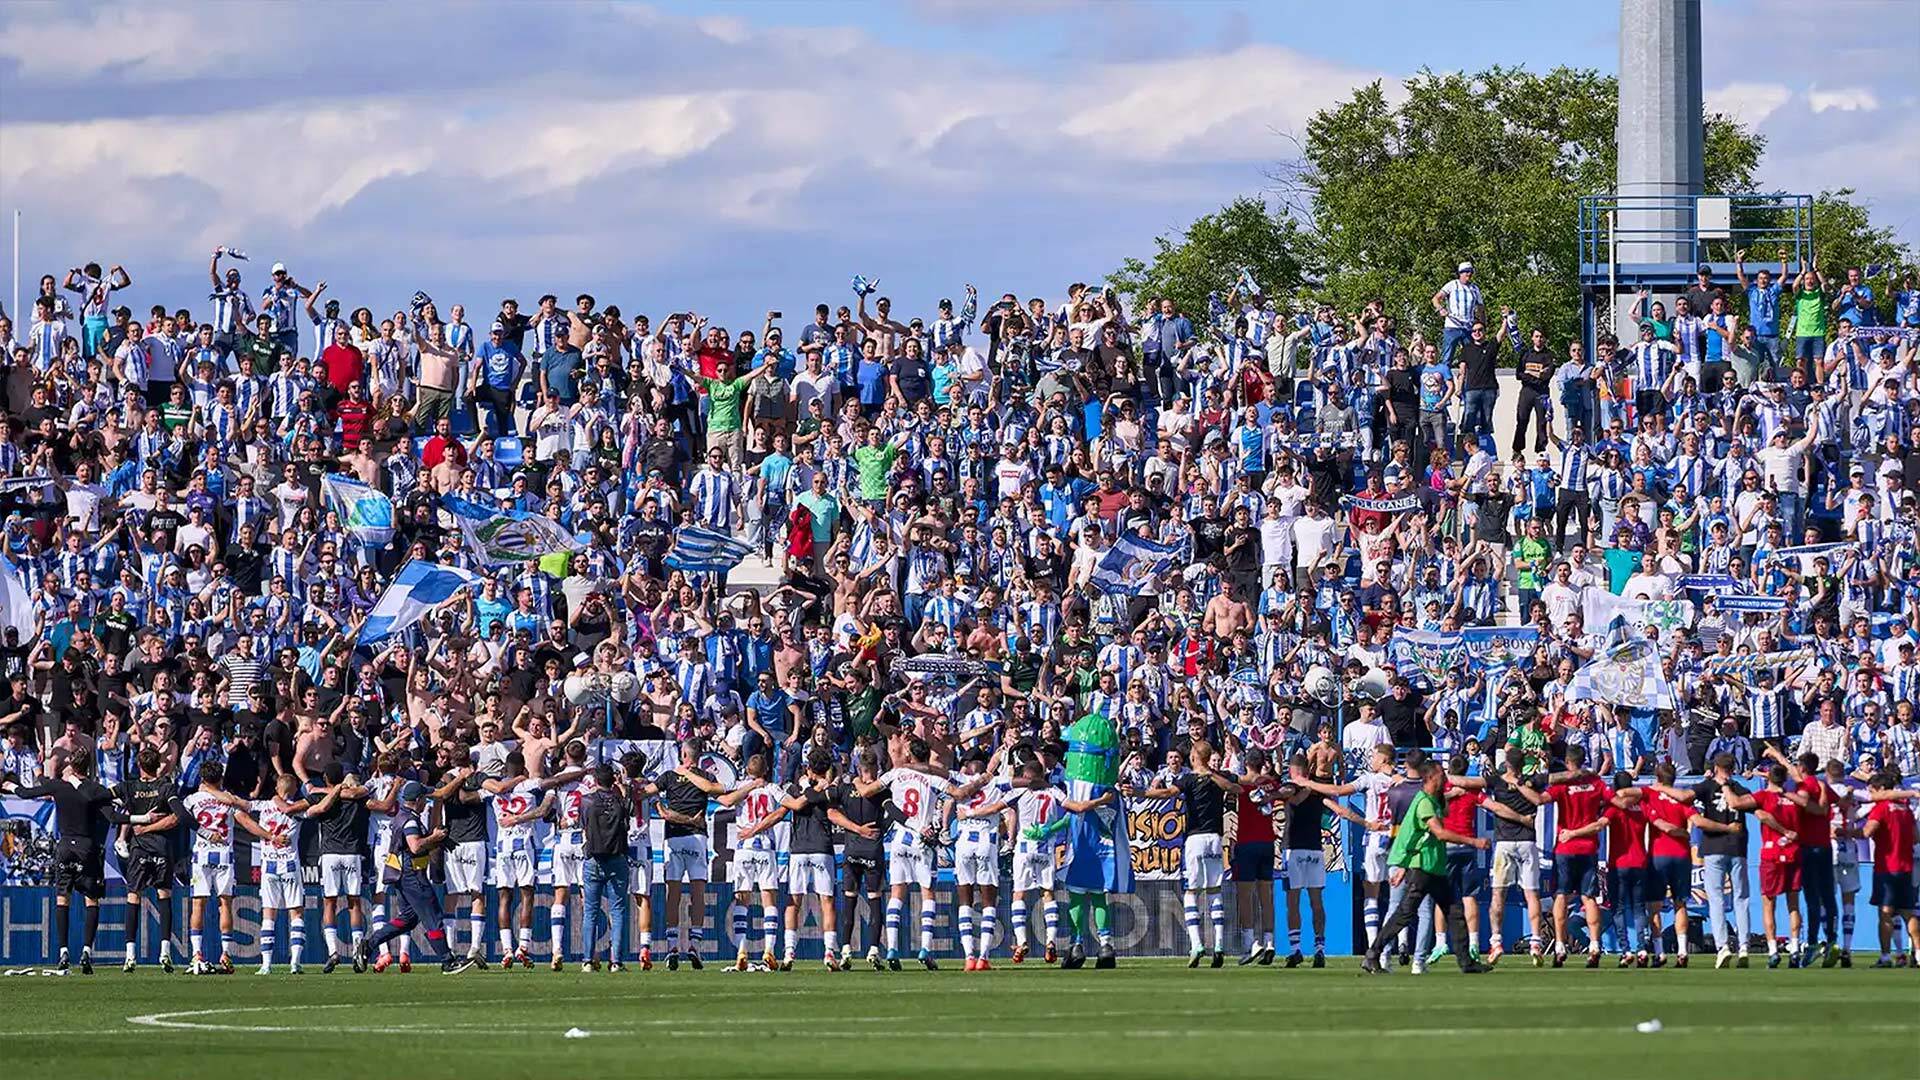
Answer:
[
  {"left": 665, "top": 524, "right": 754, "bottom": 573},
  {"left": 322, "top": 474, "right": 395, "bottom": 547},
  {"left": 358, "top": 560, "right": 484, "bottom": 644},
  {"left": 1567, "top": 637, "right": 1677, "bottom": 711},
  {"left": 1090, "top": 534, "right": 1182, "bottom": 596}
]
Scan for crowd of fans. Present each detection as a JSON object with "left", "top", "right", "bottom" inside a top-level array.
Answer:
[{"left": 0, "top": 246, "right": 1917, "bottom": 972}]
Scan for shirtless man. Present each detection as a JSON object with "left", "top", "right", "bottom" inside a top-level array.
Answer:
[
  {"left": 292, "top": 714, "right": 338, "bottom": 783},
  {"left": 339, "top": 436, "right": 381, "bottom": 486},
  {"left": 411, "top": 321, "right": 464, "bottom": 425},
  {"left": 1203, "top": 578, "right": 1254, "bottom": 641}
]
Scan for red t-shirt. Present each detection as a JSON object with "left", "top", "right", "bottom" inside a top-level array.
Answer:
[
  {"left": 1794, "top": 778, "right": 1832, "bottom": 848},
  {"left": 1752, "top": 789, "right": 1802, "bottom": 864},
  {"left": 1641, "top": 788, "right": 1692, "bottom": 860},
  {"left": 1868, "top": 801, "right": 1916, "bottom": 875},
  {"left": 1235, "top": 777, "right": 1282, "bottom": 844},
  {"left": 335, "top": 400, "right": 371, "bottom": 450},
  {"left": 1442, "top": 788, "right": 1483, "bottom": 842},
  {"left": 321, "top": 342, "right": 365, "bottom": 395},
  {"left": 1547, "top": 776, "right": 1611, "bottom": 856},
  {"left": 1603, "top": 802, "right": 1650, "bottom": 869},
  {"left": 421, "top": 435, "right": 467, "bottom": 471}
]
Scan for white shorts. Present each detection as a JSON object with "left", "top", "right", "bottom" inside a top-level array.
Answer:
[
  {"left": 1183, "top": 832, "right": 1225, "bottom": 891},
  {"left": 446, "top": 841, "right": 488, "bottom": 895},
  {"left": 732, "top": 847, "right": 781, "bottom": 893},
  {"left": 320, "top": 853, "right": 363, "bottom": 898},
  {"left": 789, "top": 852, "right": 835, "bottom": 896},
  {"left": 1362, "top": 836, "right": 1392, "bottom": 883},
  {"left": 1285, "top": 849, "right": 1326, "bottom": 891},
  {"left": 1491, "top": 840, "right": 1541, "bottom": 892},
  {"left": 954, "top": 842, "right": 1000, "bottom": 888},
  {"left": 665, "top": 835, "right": 710, "bottom": 882},
  {"left": 259, "top": 856, "right": 303, "bottom": 909},
  {"left": 628, "top": 846, "right": 654, "bottom": 895},
  {"left": 192, "top": 853, "right": 234, "bottom": 898},
  {"left": 1012, "top": 846, "right": 1057, "bottom": 894},
  {"left": 552, "top": 838, "right": 586, "bottom": 889},
  {"left": 368, "top": 825, "right": 395, "bottom": 889},
  {"left": 1836, "top": 846, "right": 1860, "bottom": 895},
  {"left": 491, "top": 845, "right": 536, "bottom": 889},
  {"left": 887, "top": 840, "right": 933, "bottom": 890}
]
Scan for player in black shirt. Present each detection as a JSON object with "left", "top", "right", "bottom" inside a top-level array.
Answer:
[
  {"left": 1279, "top": 750, "right": 1371, "bottom": 968},
  {"left": 657, "top": 739, "right": 726, "bottom": 970},
  {"left": 116, "top": 746, "right": 186, "bottom": 972},
  {"left": 771, "top": 749, "right": 876, "bottom": 971},
  {"left": 5, "top": 754, "right": 134, "bottom": 973},
  {"left": 306, "top": 762, "right": 372, "bottom": 973},
  {"left": 831, "top": 747, "right": 888, "bottom": 969},
  {"left": 1480, "top": 749, "right": 1544, "bottom": 966},
  {"left": 1147, "top": 740, "right": 1236, "bottom": 968}
]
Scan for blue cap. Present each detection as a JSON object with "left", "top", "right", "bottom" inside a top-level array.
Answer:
[{"left": 400, "top": 781, "right": 427, "bottom": 803}]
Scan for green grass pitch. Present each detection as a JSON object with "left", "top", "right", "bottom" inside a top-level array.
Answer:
[{"left": 0, "top": 959, "right": 1912, "bottom": 1079}]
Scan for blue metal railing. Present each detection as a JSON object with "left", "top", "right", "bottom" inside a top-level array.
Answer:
[{"left": 1577, "top": 192, "right": 1814, "bottom": 281}]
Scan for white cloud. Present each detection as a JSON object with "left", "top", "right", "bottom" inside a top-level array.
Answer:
[
  {"left": 1705, "top": 82, "right": 1792, "bottom": 126},
  {"left": 1807, "top": 87, "right": 1881, "bottom": 113},
  {"left": 0, "top": 6, "right": 255, "bottom": 80}
]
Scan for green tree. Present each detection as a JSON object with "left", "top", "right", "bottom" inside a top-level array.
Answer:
[
  {"left": 1104, "top": 196, "right": 1313, "bottom": 325},
  {"left": 1280, "top": 66, "right": 1763, "bottom": 350}
]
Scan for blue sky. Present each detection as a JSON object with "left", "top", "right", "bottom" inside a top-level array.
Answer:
[{"left": 0, "top": 0, "right": 1911, "bottom": 337}]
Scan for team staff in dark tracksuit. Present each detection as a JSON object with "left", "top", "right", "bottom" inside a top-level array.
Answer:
[{"left": 360, "top": 781, "right": 463, "bottom": 974}]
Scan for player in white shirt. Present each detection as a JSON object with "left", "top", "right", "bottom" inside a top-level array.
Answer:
[
  {"left": 180, "top": 763, "right": 269, "bottom": 974},
  {"left": 620, "top": 751, "right": 667, "bottom": 970},
  {"left": 1287, "top": 744, "right": 1399, "bottom": 959},
  {"left": 542, "top": 742, "right": 596, "bottom": 971},
  {"left": 948, "top": 750, "right": 1011, "bottom": 970},
  {"left": 852, "top": 737, "right": 994, "bottom": 970},
  {"left": 720, "top": 755, "right": 781, "bottom": 971},
  {"left": 481, "top": 752, "right": 553, "bottom": 968},
  {"left": 361, "top": 756, "right": 405, "bottom": 967},
  {"left": 250, "top": 774, "right": 308, "bottom": 974},
  {"left": 961, "top": 757, "right": 1098, "bottom": 966},
  {"left": 1827, "top": 759, "right": 1871, "bottom": 965}
]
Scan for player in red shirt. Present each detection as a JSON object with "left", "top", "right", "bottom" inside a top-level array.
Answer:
[
  {"left": 1600, "top": 770, "right": 1653, "bottom": 967},
  {"left": 1783, "top": 751, "right": 1837, "bottom": 967},
  {"left": 1433, "top": 759, "right": 1490, "bottom": 962},
  {"left": 1749, "top": 764, "right": 1809, "bottom": 967},
  {"left": 1229, "top": 749, "right": 1281, "bottom": 966},
  {"left": 1860, "top": 771, "right": 1920, "bottom": 967},
  {"left": 1640, "top": 762, "right": 1697, "bottom": 967},
  {"left": 1517, "top": 745, "right": 1619, "bottom": 967}
]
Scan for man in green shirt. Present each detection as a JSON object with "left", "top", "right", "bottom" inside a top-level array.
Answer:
[
  {"left": 1512, "top": 518, "right": 1551, "bottom": 616},
  {"left": 702, "top": 353, "right": 780, "bottom": 470},
  {"left": 1362, "top": 761, "right": 1492, "bottom": 974},
  {"left": 851, "top": 426, "right": 905, "bottom": 505},
  {"left": 1787, "top": 261, "right": 1828, "bottom": 366}
]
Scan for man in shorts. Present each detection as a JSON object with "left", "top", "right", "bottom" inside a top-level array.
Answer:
[
  {"left": 116, "top": 746, "right": 186, "bottom": 972},
  {"left": 968, "top": 757, "right": 1094, "bottom": 966},
  {"left": 305, "top": 763, "right": 371, "bottom": 973},
  {"left": 1861, "top": 771, "right": 1920, "bottom": 967},
  {"left": 720, "top": 754, "right": 782, "bottom": 971},
  {"left": 1229, "top": 750, "right": 1281, "bottom": 966},
  {"left": 772, "top": 749, "right": 857, "bottom": 970},
  {"left": 252, "top": 774, "right": 308, "bottom": 974},
  {"left": 1279, "top": 750, "right": 1372, "bottom": 967},
  {"left": 5, "top": 754, "right": 129, "bottom": 974},
  {"left": 948, "top": 750, "right": 1009, "bottom": 970},
  {"left": 1642, "top": 761, "right": 1696, "bottom": 966},
  {"left": 659, "top": 739, "right": 726, "bottom": 969},
  {"left": 1289, "top": 744, "right": 1399, "bottom": 958},
  {"left": 434, "top": 752, "right": 493, "bottom": 967},
  {"left": 1482, "top": 749, "right": 1544, "bottom": 965},
  {"left": 851, "top": 737, "right": 994, "bottom": 970},
  {"left": 1146, "top": 740, "right": 1234, "bottom": 968}
]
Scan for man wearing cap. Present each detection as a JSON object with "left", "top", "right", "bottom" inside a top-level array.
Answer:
[
  {"left": 1683, "top": 263, "right": 1724, "bottom": 322},
  {"left": 258, "top": 261, "right": 312, "bottom": 358},
  {"left": 1432, "top": 261, "right": 1483, "bottom": 364},
  {"left": 365, "top": 780, "right": 465, "bottom": 973},
  {"left": 472, "top": 321, "right": 523, "bottom": 437}
]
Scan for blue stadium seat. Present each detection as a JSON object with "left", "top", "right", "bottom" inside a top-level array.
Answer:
[{"left": 495, "top": 436, "right": 525, "bottom": 468}]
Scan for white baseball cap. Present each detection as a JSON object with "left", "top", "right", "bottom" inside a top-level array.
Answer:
[
  {"left": 271, "top": 261, "right": 287, "bottom": 274},
  {"left": 1457, "top": 261, "right": 1474, "bottom": 273}
]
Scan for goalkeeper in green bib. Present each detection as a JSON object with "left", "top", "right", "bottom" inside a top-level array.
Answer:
[{"left": 1027, "top": 710, "right": 1132, "bottom": 968}]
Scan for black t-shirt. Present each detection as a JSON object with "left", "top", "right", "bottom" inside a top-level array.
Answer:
[
  {"left": 830, "top": 780, "right": 884, "bottom": 860},
  {"left": 1386, "top": 367, "right": 1419, "bottom": 409},
  {"left": 1284, "top": 789, "right": 1324, "bottom": 850},
  {"left": 1691, "top": 777, "right": 1749, "bottom": 857},
  {"left": 1190, "top": 515, "right": 1227, "bottom": 562},
  {"left": 1474, "top": 493, "right": 1515, "bottom": 545},
  {"left": 1224, "top": 524, "right": 1258, "bottom": 573},
  {"left": 786, "top": 782, "right": 834, "bottom": 855},
  {"left": 131, "top": 657, "right": 176, "bottom": 693},
  {"left": 313, "top": 790, "right": 370, "bottom": 855},
  {"left": 1482, "top": 773, "right": 1538, "bottom": 843},
  {"left": 1516, "top": 347, "right": 1554, "bottom": 391},
  {"left": 444, "top": 786, "right": 489, "bottom": 844},
  {"left": 658, "top": 768, "right": 712, "bottom": 839},
  {"left": 261, "top": 718, "right": 296, "bottom": 777},
  {"left": 118, "top": 776, "right": 185, "bottom": 856},
  {"left": 1177, "top": 772, "right": 1227, "bottom": 834},
  {"left": 1378, "top": 692, "right": 1426, "bottom": 748},
  {"left": 1456, "top": 339, "right": 1500, "bottom": 391}
]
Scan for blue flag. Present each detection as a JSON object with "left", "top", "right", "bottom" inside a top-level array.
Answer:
[
  {"left": 665, "top": 524, "right": 755, "bottom": 573},
  {"left": 322, "top": 474, "right": 395, "bottom": 547},
  {"left": 359, "top": 560, "right": 485, "bottom": 644},
  {"left": 1090, "top": 534, "right": 1182, "bottom": 596}
]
